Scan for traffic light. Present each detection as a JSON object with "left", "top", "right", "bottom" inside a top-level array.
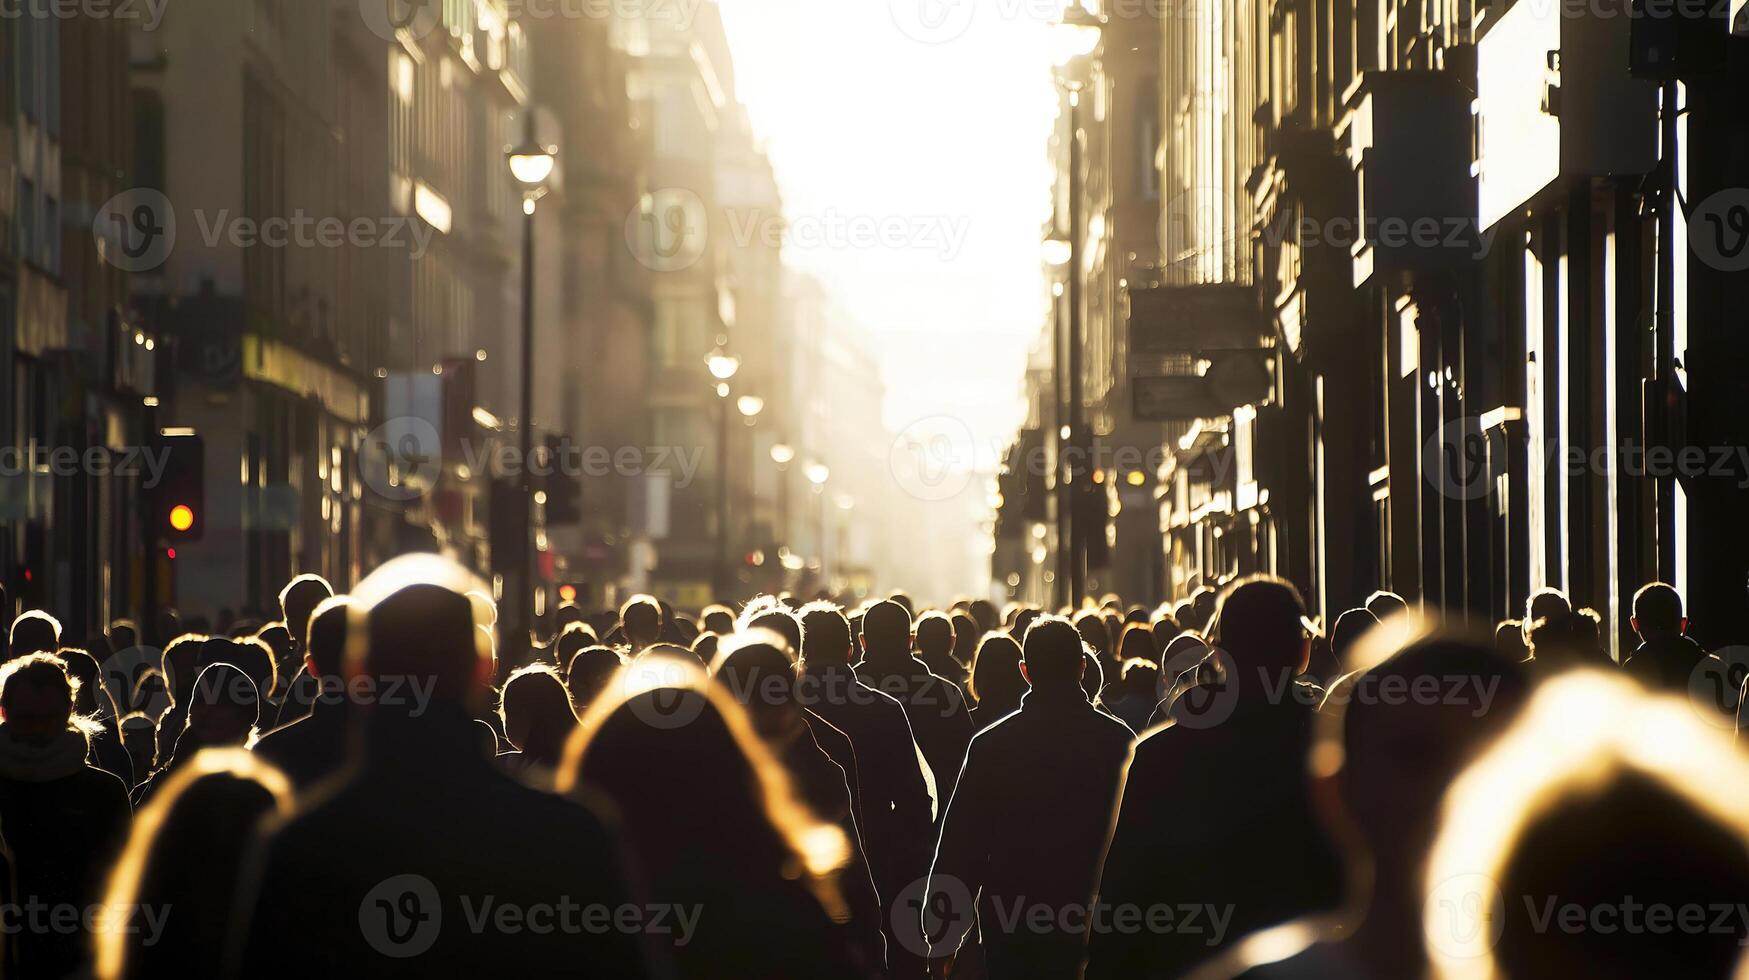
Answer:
[{"left": 153, "top": 431, "right": 205, "bottom": 543}]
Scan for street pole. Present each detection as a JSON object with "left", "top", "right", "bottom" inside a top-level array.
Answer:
[
  {"left": 519, "top": 198, "right": 537, "bottom": 659},
  {"left": 1067, "top": 89, "right": 1087, "bottom": 610},
  {"left": 716, "top": 388, "right": 730, "bottom": 600}
]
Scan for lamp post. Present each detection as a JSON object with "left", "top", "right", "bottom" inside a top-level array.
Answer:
[
  {"left": 708, "top": 346, "right": 741, "bottom": 599},
  {"left": 1052, "top": 6, "right": 1103, "bottom": 610},
  {"left": 506, "top": 114, "right": 556, "bottom": 655},
  {"left": 805, "top": 461, "right": 830, "bottom": 586},
  {"left": 771, "top": 442, "right": 795, "bottom": 567}
]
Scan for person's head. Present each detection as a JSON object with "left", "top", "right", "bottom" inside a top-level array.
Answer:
[
  {"left": 1364, "top": 590, "right": 1409, "bottom": 621},
  {"left": 553, "top": 602, "right": 586, "bottom": 634},
  {"left": 160, "top": 633, "right": 205, "bottom": 702},
  {"left": 565, "top": 645, "right": 626, "bottom": 714},
  {"left": 1011, "top": 607, "right": 1041, "bottom": 640},
  {"left": 1020, "top": 616, "right": 1087, "bottom": 693},
  {"left": 206, "top": 636, "right": 277, "bottom": 707},
  {"left": 106, "top": 620, "right": 139, "bottom": 656},
  {"left": 740, "top": 595, "right": 803, "bottom": 655},
  {"left": 1191, "top": 587, "right": 1218, "bottom": 624},
  {"left": 1072, "top": 609, "right": 1111, "bottom": 661},
  {"left": 347, "top": 554, "right": 495, "bottom": 717},
  {"left": 1631, "top": 581, "right": 1686, "bottom": 642},
  {"left": 0, "top": 653, "right": 79, "bottom": 745},
  {"left": 1526, "top": 609, "right": 1605, "bottom": 670},
  {"left": 1149, "top": 613, "right": 1179, "bottom": 653},
  {"left": 1494, "top": 618, "right": 1529, "bottom": 662},
  {"left": 967, "top": 598, "right": 998, "bottom": 634},
  {"left": 1329, "top": 607, "right": 1379, "bottom": 670},
  {"left": 713, "top": 628, "right": 806, "bottom": 744},
  {"left": 1425, "top": 673, "right": 1749, "bottom": 978},
  {"left": 1120, "top": 659, "right": 1160, "bottom": 701},
  {"left": 278, "top": 574, "right": 334, "bottom": 651},
  {"left": 914, "top": 611, "right": 955, "bottom": 661},
  {"left": 950, "top": 612, "right": 979, "bottom": 663},
  {"left": 555, "top": 621, "right": 599, "bottom": 666},
  {"left": 700, "top": 604, "right": 736, "bottom": 636},
  {"left": 558, "top": 658, "right": 849, "bottom": 906},
  {"left": 618, "top": 594, "right": 663, "bottom": 649},
  {"left": 1317, "top": 618, "right": 1529, "bottom": 868},
  {"left": 58, "top": 649, "right": 113, "bottom": 720},
  {"left": 8, "top": 610, "right": 62, "bottom": 659},
  {"left": 303, "top": 595, "right": 351, "bottom": 681},
  {"left": 180, "top": 663, "right": 260, "bottom": 748},
  {"left": 860, "top": 600, "right": 912, "bottom": 660},
  {"left": 690, "top": 631, "right": 719, "bottom": 663},
  {"left": 1523, "top": 587, "right": 1571, "bottom": 642},
  {"left": 497, "top": 664, "right": 577, "bottom": 765},
  {"left": 798, "top": 601, "right": 853, "bottom": 667},
  {"left": 97, "top": 749, "right": 293, "bottom": 980},
  {"left": 1209, "top": 576, "right": 1312, "bottom": 678},
  {"left": 253, "top": 623, "right": 294, "bottom": 679},
  {"left": 969, "top": 632, "right": 1026, "bottom": 711},
  {"left": 1118, "top": 622, "right": 1158, "bottom": 665}
]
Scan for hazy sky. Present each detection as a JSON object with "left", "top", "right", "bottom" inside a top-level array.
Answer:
[{"left": 715, "top": 0, "right": 1063, "bottom": 466}]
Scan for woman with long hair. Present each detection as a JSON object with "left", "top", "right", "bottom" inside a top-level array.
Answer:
[
  {"left": 967, "top": 632, "right": 1026, "bottom": 731},
  {"left": 96, "top": 748, "right": 292, "bottom": 979},
  {"left": 559, "top": 657, "right": 875, "bottom": 979},
  {"left": 495, "top": 663, "right": 578, "bottom": 780}
]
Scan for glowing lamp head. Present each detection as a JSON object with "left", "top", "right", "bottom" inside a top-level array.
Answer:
[
  {"left": 804, "top": 462, "right": 831, "bottom": 487},
  {"left": 1051, "top": 5, "right": 1106, "bottom": 67},
  {"left": 506, "top": 142, "right": 558, "bottom": 188},
  {"left": 737, "top": 395, "right": 765, "bottom": 419},
  {"left": 770, "top": 443, "right": 796, "bottom": 466},
  {"left": 707, "top": 350, "right": 741, "bottom": 381}
]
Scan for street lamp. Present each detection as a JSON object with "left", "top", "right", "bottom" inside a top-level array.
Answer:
[
  {"left": 804, "top": 461, "right": 830, "bottom": 487},
  {"left": 707, "top": 348, "right": 741, "bottom": 382},
  {"left": 803, "top": 462, "right": 830, "bottom": 588},
  {"left": 736, "top": 395, "right": 765, "bottom": 420},
  {"left": 708, "top": 346, "right": 741, "bottom": 599},
  {"left": 1041, "top": 235, "right": 1072, "bottom": 267},
  {"left": 505, "top": 112, "right": 555, "bottom": 657},
  {"left": 1051, "top": 7, "right": 1102, "bottom": 610},
  {"left": 770, "top": 443, "right": 796, "bottom": 466}
]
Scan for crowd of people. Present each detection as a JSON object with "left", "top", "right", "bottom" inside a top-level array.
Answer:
[{"left": 0, "top": 561, "right": 1746, "bottom": 979}]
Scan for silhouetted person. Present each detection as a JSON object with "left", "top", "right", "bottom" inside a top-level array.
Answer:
[
  {"left": 1422, "top": 672, "right": 1749, "bottom": 978},
  {"left": 1495, "top": 618, "right": 1529, "bottom": 662},
  {"left": 1108, "top": 659, "right": 1160, "bottom": 733},
  {"left": 96, "top": 749, "right": 292, "bottom": 980},
  {"left": 1073, "top": 609, "right": 1117, "bottom": 696},
  {"left": 1525, "top": 608, "right": 1611, "bottom": 674},
  {"left": 253, "top": 622, "right": 295, "bottom": 699},
  {"left": 950, "top": 611, "right": 980, "bottom": 676},
  {"left": 272, "top": 575, "right": 335, "bottom": 728},
  {"left": 620, "top": 593, "right": 664, "bottom": 655},
  {"left": 136, "top": 663, "right": 260, "bottom": 807},
  {"left": 925, "top": 616, "right": 1134, "bottom": 979},
  {"left": 234, "top": 555, "right": 655, "bottom": 978},
  {"left": 1207, "top": 625, "right": 1528, "bottom": 979},
  {"left": 798, "top": 601, "right": 934, "bottom": 972},
  {"left": 1086, "top": 576, "right": 1342, "bottom": 979},
  {"left": 1522, "top": 586, "right": 1570, "bottom": 643},
  {"left": 1623, "top": 581, "right": 1712, "bottom": 694},
  {"left": 495, "top": 663, "right": 577, "bottom": 781},
  {"left": 701, "top": 604, "right": 736, "bottom": 636},
  {"left": 252, "top": 596, "right": 353, "bottom": 792},
  {"left": 0, "top": 653, "right": 132, "bottom": 978},
  {"left": 967, "top": 632, "right": 1025, "bottom": 731},
  {"left": 713, "top": 631, "right": 886, "bottom": 970},
  {"left": 155, "top": 637, "right": 264, "bottom": 770},
  {"left": 564, "top": 659, "right": 876, "bottom": 979},
  {"left": 1117, "top": 622, "right": 1158, "bottom": 666},
  {"left": 8, "top": 609, "right": 61, "bottom": 659},
  {"left": 61, "top": 648, "right": 136, "bottom": 787},
  {"left": 565, "top": 644, "right": 626, "bottom": 715},
  {"left": 856, "top": 600, "right": 973, "bottom": 811},
  {"left": 916, "top": 610, "right": 967, "bottom": 688},
  {"left": 1329, "top": 608, "right": 1379, "bottom": 675},
  {"left": 1363, "top": 590, "right": 1408, "bottom": 622}
]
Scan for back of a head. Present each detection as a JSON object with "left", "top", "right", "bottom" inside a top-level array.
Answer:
[
  {"left": 207, "top": 636, "right": 277, "bottom": 705},
  {"left": 350, "top": 555, "right": 493, "bottom": 713},
  {"left": 1494, "top": 619, "right": 1529, "bottom": 661},
  {"left": 1525, "top": 587, "right": 1571, "bottom": 630},
  {"left": 1011, "top": 607, "right": 1041, "bottom": 640},
  {"left": 498, "top": 664, "right": 577, "bottom": 758},
  {"left": 915, "top": 612, "right": 955, "bottom": 658},
  {"left": 278, "top": 574, "right": 334, "bottom": 648},
  {"left": 967, "top": 598, "right": 998, "bottom": 635},
  {"left": 0, "top": 653, "right": 76, "bottom": 738},
  {"left": 181, "top": 663, "right": 260, "bottom": 749},
  {"left": 1072, "top": 609, "right": 1111, "bottom": 657},
  {"left": 1210, "top": 576, "right": 1310, "bottom": 676},
  {"left": 98, "top": 749, "right": 292, "bottom": 980},
  {"left": 701, "top": 604, "right": 735, "bottom": 636},
  {"left": 798, "top": 602, "right": 852, "bottom": 666},
  {"left": 555, "top": 621, "right": 600, "bottom": 665},
  {"left": 1364, "top": 590, "right": 1409, "bottom": 621},
  {"left": 1121, "top": 658, "right": 1160, "bottom": 699},
  {"left": 713, "top": 632, "right": 801, "bottom": 737},
  {"left": 861, "top": 600, "right": 912, "bottom": 657},
  {"left": 618, "top": 594, "right": 663, "bottom": 645},
  {"left": 1118, "top": 623, "right": 1158, "bottom": 664},
  {"left": 305, "top": 596, "right": 351, "bottom": 680},
  {"left": 58, "top": 648, "right": 105, "bottom": 715},
  {"left": 565, "top": 646, "right": 625, "bottom": 712},
  {"left": 1632, "top": 581, "right": 1684, "bottom": 637},
  {"left": 969, "top": 632, "right": 1025, "bottom": 707},
  {"left": 1021, "top": 616, "right": 1085, "bottom": 691},
  {"left": 950, "top": 612, "right": 979, "bottom": 661},
  {"left": 9, "top": 610, "right": 62, "bottom": 659},
  {"left": 1427, "top": 673, "right": 1749, "bottom": 979},
  {"left": 1329, "top": 607, "right": 1379, "bottom": 666}
]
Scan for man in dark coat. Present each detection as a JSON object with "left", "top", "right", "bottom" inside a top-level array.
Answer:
[
  {"left": 233, "top": 557, "right": 658, "bottom": 979},
  {"left": 251, "top": 595, "right": 353, "bottom": 791},
  {"left": 924, "top": 616, "right": 1134, "bottom": 979},
  {"left": 1085, "top": 576, "right": 1343, "bottom": 980},
  {"left": 856, "top": 601, "right": 975, "bottom": 812},
  {"left": 798, "top": 601, "right": 934, "bottom": 976},
  {"left": 1623, "top": 582, "right": 1716, "bottom": 695},
  {"left": 0, "top": 653, "right": 132, "bottom": 978}
]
